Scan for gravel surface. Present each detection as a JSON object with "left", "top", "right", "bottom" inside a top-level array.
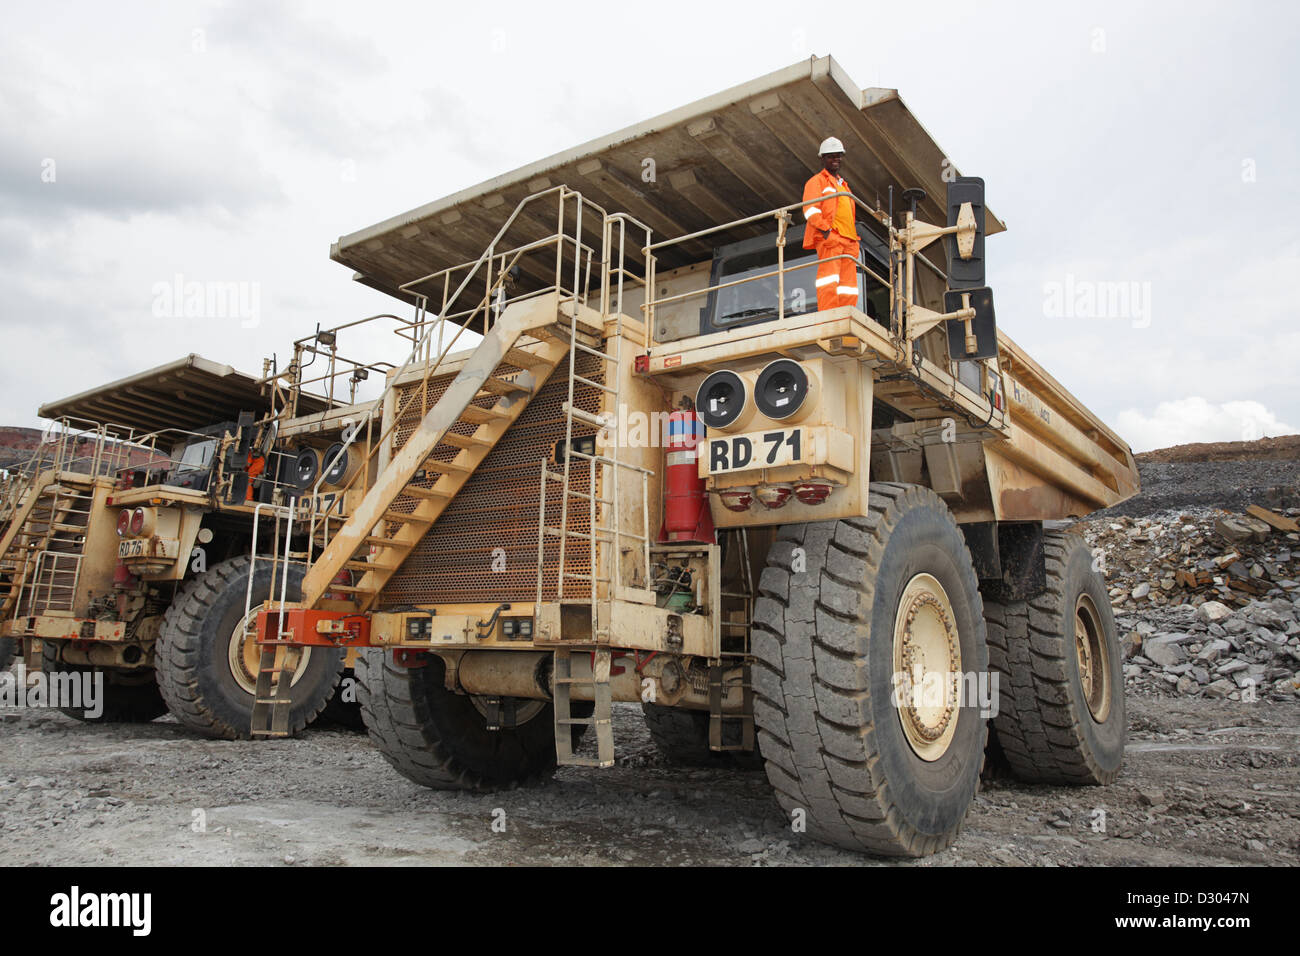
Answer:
[{"left": 1, "top": 695, "right": 1296, "bottom": 866}]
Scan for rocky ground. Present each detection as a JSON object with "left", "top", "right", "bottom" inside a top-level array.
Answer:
[
  {"left": 0, "top": 695, "right": 1295, "bottom": 867},
  {"left": 0, "top": 442, "right": 1296, "bottom": 867}
]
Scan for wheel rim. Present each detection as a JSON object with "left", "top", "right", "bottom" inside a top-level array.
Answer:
[
  {"left": 227, "top": 607, "right": 311, "bottom": 697},
  {"left": 1074, "top": 593, "right": 1111, "bottom": 723},
  {"left": 892, "top": 573, "right": 962, "bottom": 762},
  {"left": 469, "top": 696, "right": 546, "bottom": 727}
]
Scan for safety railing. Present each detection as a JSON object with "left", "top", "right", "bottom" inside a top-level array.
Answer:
[
  {"left": 17, "top": 551, "right": 83, "bottom": 617},
  {"left": 288, "top": 184, "right": 625, "bottom": 552},
  {"left": 640, "top": 193, "right": 905, "bottom": 349}
]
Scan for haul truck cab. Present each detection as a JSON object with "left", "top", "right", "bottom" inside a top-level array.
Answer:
[
  {"left": 251, "top": 55, "right": 1139, "bottom": 857},
  {"left": 0, "top": 347, "right": 391, "bottom": 737}
]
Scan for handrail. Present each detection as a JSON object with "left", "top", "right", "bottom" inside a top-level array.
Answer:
[
  {"left": 305, "top": 186, "right": 608, "bottom": 521},
  {"left": 639, "top": 191, "right": 958, "bottom": 353}
]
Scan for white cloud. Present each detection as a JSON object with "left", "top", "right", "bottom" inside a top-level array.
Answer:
[{"left": 1115, "top": 398, "right": 1299, "bottom": 453}]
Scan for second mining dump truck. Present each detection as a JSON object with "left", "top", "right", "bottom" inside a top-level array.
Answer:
[
  {"left": 251, "top": 56, "right": 1139, "bottom": 856},
  {"left": 0, "top": 341, "right": 397, "bottom": 736}
]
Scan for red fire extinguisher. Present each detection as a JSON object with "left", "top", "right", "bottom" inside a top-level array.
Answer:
[{"left": 658, "top": 407, "right": 714, "bottom": 543}]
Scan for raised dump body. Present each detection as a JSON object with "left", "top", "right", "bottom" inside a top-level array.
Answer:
[{"left": 255, "top": 55, "right": 1138, "bottom": 858}]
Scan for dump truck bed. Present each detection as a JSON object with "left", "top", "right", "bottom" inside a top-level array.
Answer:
[
  {"left": 331, "top": 56, "right": 1005, "bottom": 305},
  {"left": 37, "top": 354, "right": 332, "bottom": 436}
]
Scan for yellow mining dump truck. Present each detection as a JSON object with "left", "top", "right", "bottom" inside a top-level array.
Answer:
[
  {"left": 0, "top": 341, "right": 398, "bottom": 736},
  {"left": 250, "top": 56, "right": 1139, "bottom": 856}
]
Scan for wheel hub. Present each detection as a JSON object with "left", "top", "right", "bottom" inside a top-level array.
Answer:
[
  {"left": 469, "top": 695, "right": 546, "bottom": 728},
  {"left": 892, "top": 573, "right": 962, "bottom": 762},
  {"left": 228, "top": 606, "right": 311, "bottom": 697},
  {"left": 1074, "top": 593, "right": 1111, "bottom": 722}
]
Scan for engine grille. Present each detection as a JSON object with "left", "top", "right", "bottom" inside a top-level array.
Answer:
[{"left": 379, "top": 350, "right": 604, "bottom": 607}]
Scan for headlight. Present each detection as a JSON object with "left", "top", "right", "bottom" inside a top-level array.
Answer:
[
  {"left": 295, "top": 447, "right": 321, "bottom": 490},
  {"left": 129, "top": 508, "right": 146, "bottom": 536},
  {"left": 755, "top": 359, "right": 817, "bottom": 423},
  {"left": 695, "top": 370, "right": 755, "bottom": 433},
  {"left": 116, "top": 510, "right": 132, "bottom": 537}
]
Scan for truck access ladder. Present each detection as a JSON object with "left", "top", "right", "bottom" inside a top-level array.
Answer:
[{"left": 538, "top": 213, "right": 655, "bottom": 769}]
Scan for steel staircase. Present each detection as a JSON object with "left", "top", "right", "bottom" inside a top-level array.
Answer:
[
  {"left": 0, "top": 469, "right": 93, "bottom": 620},
  {"left": 296, "top": 294, "right": 585, "bottom": 612}
]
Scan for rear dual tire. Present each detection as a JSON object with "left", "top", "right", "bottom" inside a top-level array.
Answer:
[
  {"left": 357, "top": 649, "right": 574, "bottom": 790},
  {"left": 983, "top": 531, "right": 1125, "bottom": 785}
]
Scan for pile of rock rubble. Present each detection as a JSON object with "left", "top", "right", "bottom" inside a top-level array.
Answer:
[{"left": 1074, "top": 505, "right": 1300, "bottom": 702}]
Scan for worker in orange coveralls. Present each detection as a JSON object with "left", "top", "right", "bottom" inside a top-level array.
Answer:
[
  {"left": 802, "top": 136, "right": 860, "bottom": 312},
  {"left": 245, "top": 452, "right": 265, "bottom": 501}
]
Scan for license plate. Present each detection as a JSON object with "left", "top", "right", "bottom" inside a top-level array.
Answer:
[
  {"left": 706, "top": 428, "right": 803, "bottom": 474},
  {"left": 117, "top": 539, "right": 145, "bottom": 558}
]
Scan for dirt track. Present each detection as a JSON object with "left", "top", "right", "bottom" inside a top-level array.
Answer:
[{"left": 1, "top": 693, "right": 1295, "bottom": 866}]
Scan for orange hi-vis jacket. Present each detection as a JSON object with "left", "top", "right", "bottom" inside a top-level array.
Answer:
[{"left": 802, "top": 168, "right": 859, "bottom": 249}]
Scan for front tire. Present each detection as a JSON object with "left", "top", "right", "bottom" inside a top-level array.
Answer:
[
  {"left": 156, "top": 555, "right": 344, "bottom": 739},
  {"left": 983, "top": 530, "right": 1125, "bottom": 784},
  {"left": 751, "top": 483, "right": 988, "bottom": 857}
]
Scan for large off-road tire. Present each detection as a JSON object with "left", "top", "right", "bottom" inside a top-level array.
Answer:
[
  {"left": 357, "top": 649, "right": 574, "bottom": 790},
  {"left": 0, "top": 636, "right": 14, "bottom": 671},
  {"left": 40, "top": 642, "right": 168, "bottom": 723},
  {"left": 641, "top": 702, "right": 763, "bottom": 769},
  {"left": 751, "top": 483, "right": 989, "bottom": 857},
  {"left": 983, "top": 530, "right": 1125, "bottom": 785},
  {"left": 316, "top": 667, "right": 366, "bottom": 732},
  {"left": 156, "top": 555, "right": 344, "bottom": 739}
]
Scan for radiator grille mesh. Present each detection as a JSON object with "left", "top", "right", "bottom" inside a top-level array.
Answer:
[{"left": 379, "top": 349, "right": 604, "bottom": 607}]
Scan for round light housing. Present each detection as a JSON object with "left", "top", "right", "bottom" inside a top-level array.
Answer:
[
  {"left": 295, "top": 447, "right": 321, "bottom": 490},
  {"left": 116, "top": 509, "right": 132, "bottom": 537},
  {"left": 755, "top": 483, "right": 794, "bottom": 509},
  {"left": 755, "top": 360, "right": 814, "bottom": 422},
  {"left": 718, "top": 487, "right": 754, "bottom": 512},
  {"left": 695, "top": 370, "right": 753, "bottom": 432},
  {"left": 321, "top": 442, "right": 356, "bottom": 487},
  {"left": 129, "top": 507, "right": 146, "bottom": 536}
]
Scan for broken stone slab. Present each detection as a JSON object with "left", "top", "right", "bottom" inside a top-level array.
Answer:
[
  {"left": 1216, "top": 514, "right": 1272, "bottom": 545},
  {"left": 1146, "top": 632, "right": 1196, "bottom": 646},
  {"left": 1204, "top": 679, "right": 1236, "bottom": 699},
  {"left": 1195, "top": 600, "right": 1233, "bottom": 623},
  {"left": 1246, "top": 505, "right": 1300, "bottom": 534},
  {"left": 1197, "top": 639, "right": 1231, "bottom": 662},
  {"left": 1144, "top": 642, "right": 1186, "bottom": 668}
]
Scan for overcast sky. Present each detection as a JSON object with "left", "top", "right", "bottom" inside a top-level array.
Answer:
[{"left": 2, "top": 0, "right": 1297, "bottom": 452}]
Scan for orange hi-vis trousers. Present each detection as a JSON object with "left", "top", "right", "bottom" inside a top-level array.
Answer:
[{"left": 814, "top": 232, "right": 858, "bottom": 312}]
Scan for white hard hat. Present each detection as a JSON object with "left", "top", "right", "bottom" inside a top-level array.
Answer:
[{"left": 818, "top": 136, "right": 845, "bottom": 155}]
